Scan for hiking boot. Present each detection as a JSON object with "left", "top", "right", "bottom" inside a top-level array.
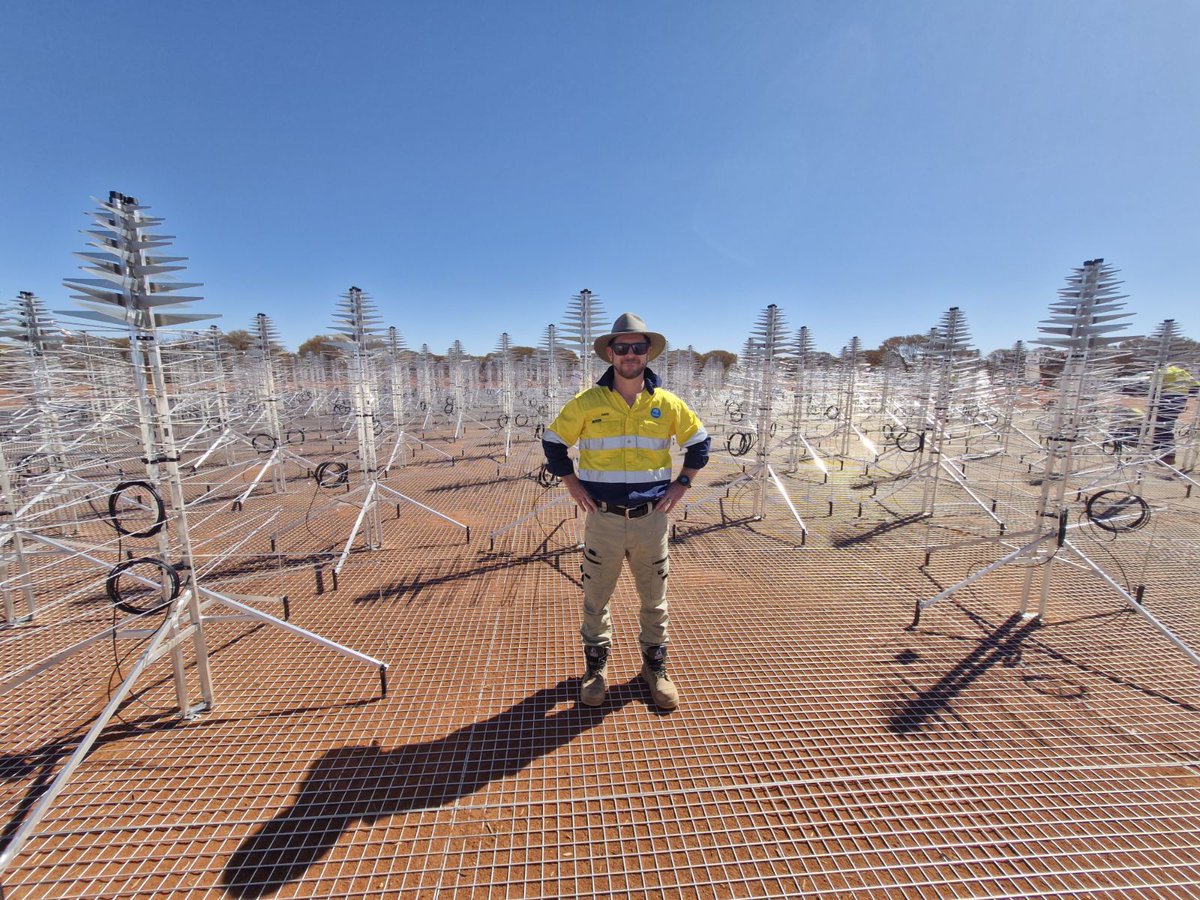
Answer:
[
  {"left": 641, "top": 645, "right": 679, "bottom": 710},
  {"left": 580, "top": 645, "right": 609, "bottom": 707}
]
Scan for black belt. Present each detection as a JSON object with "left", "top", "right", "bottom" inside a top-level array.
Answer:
[{"left": 598, "top": 501, "right": 653, "bottom": 519}]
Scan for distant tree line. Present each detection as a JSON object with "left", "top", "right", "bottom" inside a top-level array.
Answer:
[{"left": 192, "top": 330, "right": 1200, "bottom": 377}]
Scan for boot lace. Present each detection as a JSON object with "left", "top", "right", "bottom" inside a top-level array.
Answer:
[
  {"left": 644, "top": 647, "right": 669, "bottom": 677},
  {"left": 585, "top": 647, "right": 608, "bottom": 677}
]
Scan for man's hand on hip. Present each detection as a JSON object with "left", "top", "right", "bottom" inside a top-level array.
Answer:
[
  {"left": 655, "top": 480, "right": 689, "bottom": 514},
  {"left": 563, "top": 474, "right": 597, "bottom": 513}
]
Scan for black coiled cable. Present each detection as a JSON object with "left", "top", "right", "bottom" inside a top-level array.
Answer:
[
  {"left": 106, "top": 557, "right": 180, "bottom": 616},
  {"left": 314, "top": 460, "right": 350, "bottom": 488},
  {"left": 1086, "top": 490, "right": 1150, "bottom": 533},
  {"left": 726, "top": 431, "right": 755, "bottom": 456},
  {"left": 895, "top": 429, "right": 925, "bottom": 453},
  {"left": 107, "top": 480, "right": 167, "bottom": 538}
]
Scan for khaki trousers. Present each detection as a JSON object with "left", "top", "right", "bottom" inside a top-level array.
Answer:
[{"left": 580, "top": 508, "right": 670, "bottom": 651}]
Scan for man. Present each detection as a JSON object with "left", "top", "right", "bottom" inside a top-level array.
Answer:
[
  {"left": 542, "top": 312, "right": 710, "bottom": 709},
  {"left": 1153, "top": 364, "right": 1199, "bottom": 466}
]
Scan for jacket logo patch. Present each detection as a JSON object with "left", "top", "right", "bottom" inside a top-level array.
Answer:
[
  {"left": 591, "top": 418, "right": 603, "bottom": 424},
  {"left": 650, "top": 407, "right": 662, "bottom": 419}
]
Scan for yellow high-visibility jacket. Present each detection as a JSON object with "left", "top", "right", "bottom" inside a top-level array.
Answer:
[
  {"left": 1161, "top": 365, "right": 1199, "bottom": 396},
  {"left": 543, "top": 368, "right": 709, "bottom": 506}
]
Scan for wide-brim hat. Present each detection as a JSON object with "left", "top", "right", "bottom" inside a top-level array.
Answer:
[{"left": 593, "top": 312, "right": 667, "bottom": 362}]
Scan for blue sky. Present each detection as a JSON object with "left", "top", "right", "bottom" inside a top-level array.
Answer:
[{"left": 3, "top": 1, "right": 1197, "bottom": 357}]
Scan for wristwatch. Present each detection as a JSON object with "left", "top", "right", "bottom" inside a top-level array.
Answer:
[{"left": 676, "top": 474, "right": 692, "bottom": 488}]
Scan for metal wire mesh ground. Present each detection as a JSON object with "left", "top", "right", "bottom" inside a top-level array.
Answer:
[{"left": 3, "top": 432, "right": 1200, "bottom": 898}]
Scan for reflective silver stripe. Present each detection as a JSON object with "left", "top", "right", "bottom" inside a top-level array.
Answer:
[
  {"left": 681, "top": 427, "right": 709, "bottom": 447},
  {"left": 542, "top": 428, "right": 569, "bottom": 446},
  {"left": 579, "top": 435, "right": 672, "bottom": 451},
  {"left": 578, "top": 467, "right": 672, "bottom": 483}
]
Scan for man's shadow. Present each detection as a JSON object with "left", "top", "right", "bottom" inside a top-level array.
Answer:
[{"left": 221, "top": 678, "right": 639, "bottom": 898}]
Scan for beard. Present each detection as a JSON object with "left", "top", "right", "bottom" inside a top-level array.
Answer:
[{"left": 613, "top": 356, "right": 646, "bottom": 381}]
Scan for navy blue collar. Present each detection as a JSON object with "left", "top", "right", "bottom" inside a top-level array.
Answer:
[{"left": 597, "top": 365, "right": 659, "bottom": 395}]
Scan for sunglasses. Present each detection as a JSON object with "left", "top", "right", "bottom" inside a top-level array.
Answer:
[{"left": 610, "top": 341, "right": 650, "bottom": 356}]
